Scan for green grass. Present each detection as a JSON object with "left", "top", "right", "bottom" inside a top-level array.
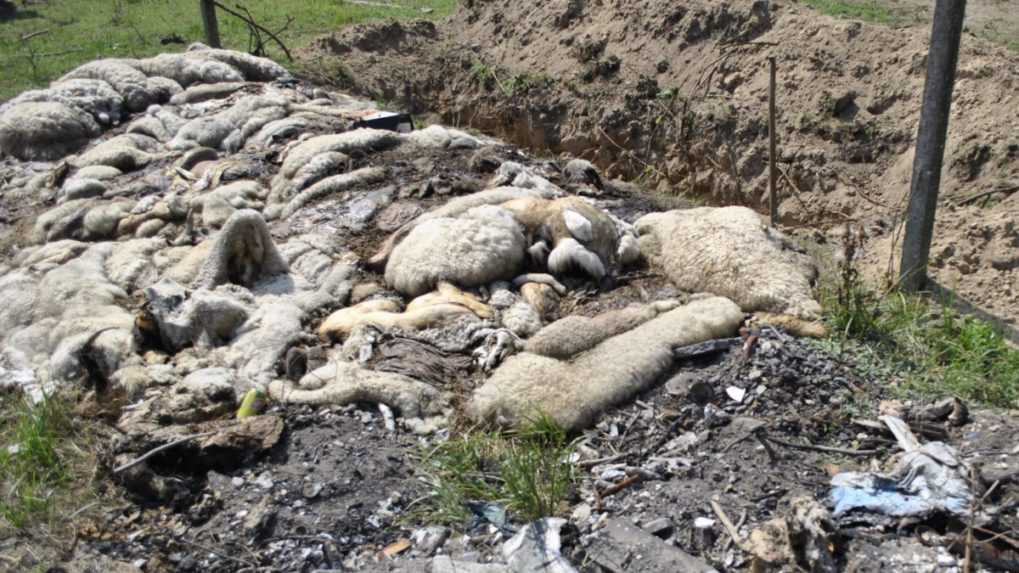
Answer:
[
  {"left": 0, "top": 395, "right": 78, "bottom": 528},
  {"left": 0, "top": 0, "right": 457, "bottom": 101},
  {"left": 821, "top": 257, "right": 1019, "bottom": 409},
  {"left": 801, "top": 0, "right": 895, "bottom": 24},
  {"left": 418, "top": 415, "right": 577, "bottom": 526}
]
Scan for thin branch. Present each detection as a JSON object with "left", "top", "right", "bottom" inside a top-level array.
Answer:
[
  {"left": 20, "top": 29, "right": 51, "bottom": 42},
  {"left": 112, "top": 431, "right": 216, "bottom": 474},
  {"left": 177, "top": 539, "right": 257, "bottom": 568},
  {"left": 954, "top": 185, "right": 1019, "bottom": 206},
  {"left": 710, "top": 500, "right": 753, "bottom": 553},
  {"left": 211, "top": 1, "right": 293, "bottom": 61},
  {"left": 763, "top": 434, "right": 878, "bottom": 457}
]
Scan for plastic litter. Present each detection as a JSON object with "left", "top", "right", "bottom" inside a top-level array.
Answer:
[
  {"left": 466, "top": 501, "right": 513, "bottom": 534},
  {"left": 503, "top": 518, "right": 578, "bottom": 573},
  {"left": 830, "top": 415, "right": 972, "bottom": 519}
]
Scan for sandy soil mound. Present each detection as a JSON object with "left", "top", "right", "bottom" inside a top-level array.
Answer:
[{"left": 301, "top": 0, "right": 1019, "bottom": 328}]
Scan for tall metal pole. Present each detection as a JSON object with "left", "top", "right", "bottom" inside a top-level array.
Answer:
[
  {"left": 899, "top": 0, "right": 966, "bottom": 292},
  {"left": 768, "top": 56, "right": 778, "bottom": 227},
  {"left": 200, "top": 0, "right": 222, "bottom": 48}
]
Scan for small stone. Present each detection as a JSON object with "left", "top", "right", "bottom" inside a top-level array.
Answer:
[
  {"left": 254, "top": 471, "right": 274, "bottom": 490},
  {"left": 703, "top": 404, "right": 731, "bottom": 428},
  {"left": 665, "top": 373, "right": 713, "bottom": 404},
  {"left": 303, "top": 482, "right": 323, "bottom": 499},
  {"left": 936, "top": 553, "right": 956, "bottom": 566},
  {"left": 572, "top": 503, "right": 593, "bottom": 524},
  {"left": 243, "top": 499, "right": 277, "bottom": 540},
  {"left": 413, "top": 525, "right": 451, "bottom": 556},
  {"left": 231, "top": 477, "right": 245, "bottom": 487},
  {"left": 643, "top": 517, "right": 673, "bottom": 538}
]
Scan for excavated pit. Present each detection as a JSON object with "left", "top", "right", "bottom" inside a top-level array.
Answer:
[{"left": 300, "top": 0, "right": 1019, "bottom": 331}]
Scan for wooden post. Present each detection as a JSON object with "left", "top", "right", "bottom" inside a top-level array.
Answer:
[
  {"left": 768, "top": 56, "right": 778, "bottom": 227},
  {"left": 900, "top": 0, "right": 966, "bottom": 292},
  {"left": 200, "top": 0, "right": 222, "bottom": 48}
]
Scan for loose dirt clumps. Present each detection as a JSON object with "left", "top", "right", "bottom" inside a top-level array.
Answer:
[{"left": 302, "top": 0, "right": 1019, "bottom": 328}]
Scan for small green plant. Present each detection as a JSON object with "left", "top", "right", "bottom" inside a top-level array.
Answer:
[
  {"left": 470, "top": 59, "right": 493, "bottom": 82},
  {"left": 656, "top": 88, "right": 677, "bottom": 100},
  {"left": 822, "top": 231, "right": 882, "bottom": 340},
  {"left": 418, "top": 415, "right": 576, "bottom": 525},
  {"left": 0, "top": 395, "right": 75, "bottom": 528},
  {"left": 469, "top": 60, "right": 552, "bottom": 97}
]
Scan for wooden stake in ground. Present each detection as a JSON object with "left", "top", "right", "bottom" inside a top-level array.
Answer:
[
  {"left": 899, "top": 0, "right": 966, "bottom": 292},
  {"left": 768, "top": 56, "right": 778, "bottom": 227},
  {"left": 200, "top": 0, "right": 222, "bottom": 48}
]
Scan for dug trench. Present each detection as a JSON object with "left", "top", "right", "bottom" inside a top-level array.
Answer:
[
  {"left": 0, "top": 6, "right": 1016, "bottom": 573},
  {"left": 302, "top": 0, "right": 1019, "bottom": 330}
]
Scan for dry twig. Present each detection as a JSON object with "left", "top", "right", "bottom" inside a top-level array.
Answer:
[
  {"left": 597, "top": 473, "right": 644, "bottom": 499},
  {"left": 112, "top": 431, "right": 216, "bottom": 474},
  {"left": 710, "top": 500, "right": 752, "bottom": 553},
  {"left": 955, "top": 185, "right": 1019, "bottom": 206},
  {"left": 761, "top": 432, "right": 878, "bottom": 457},
  {"left": 212, "top": 1, "right": 293, "bottom": 60}
]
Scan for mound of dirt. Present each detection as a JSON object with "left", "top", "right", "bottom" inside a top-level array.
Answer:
[{"left": 301, "top": 0, "right": 1019, "bottom": 329}]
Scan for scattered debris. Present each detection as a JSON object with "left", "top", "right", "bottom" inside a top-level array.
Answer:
[
  {"left": 503, "top": 519, "right": 577, "bottom": 573},
  {"left": 831, "top": 416, "right": 973, "bottom": 520},
  {"left": 587, "top": 518, "right": 718, "bottom": 572}
]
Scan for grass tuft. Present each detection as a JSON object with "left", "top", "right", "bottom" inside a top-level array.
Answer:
[
  {"left": 0, "top": 395, "right": 75, "bottom": 528},
  {"left": 418, "top": 416, "right": 577, "bottom": 526},
  {"left": 820, "top": 234, "right": 1019, "bottom": 409}
]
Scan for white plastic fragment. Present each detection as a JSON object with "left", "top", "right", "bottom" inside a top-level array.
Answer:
[
  {"left": 726, "top": 386, "right": 747, "bottom": 403},
  {"left": 694, "top": 517, "right": 716, "bottom": 529}
]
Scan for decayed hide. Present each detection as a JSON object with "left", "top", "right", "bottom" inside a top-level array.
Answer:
[
  {"left": 636, "top": 207, "right": 821, "bottom": 319},
  {"left": 469, "top": 296, "right": 743, "bottom": 431},
  {"left": 319, "top": 282, "right": 493, "bottom": 341}
]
